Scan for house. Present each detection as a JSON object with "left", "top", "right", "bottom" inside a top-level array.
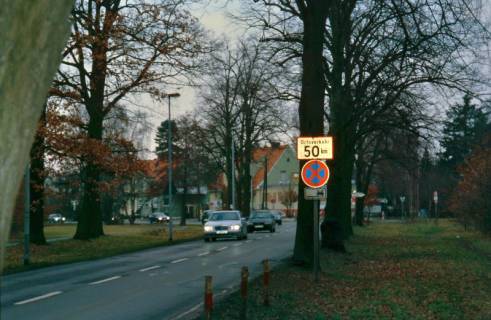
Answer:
[
  {"left": 251, "top": 144, "right": 299, "bottom": 215},
  {"left": 205, "top": 144, "right": 299, "bottom": 216},
  {"left": 121, "top": 159, "right": 208, "bottom": 219}
]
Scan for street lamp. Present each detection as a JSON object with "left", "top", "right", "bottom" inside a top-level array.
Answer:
[{"left": 163, "top": 92, "right": 180, "bottom": 240}]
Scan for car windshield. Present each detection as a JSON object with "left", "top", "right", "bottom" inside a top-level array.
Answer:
[
  {"left": 251, "top": 212, "right": 272, "bottom": 219},
  {"left": 209, "top": 212, "right": 240, "bottom": 221}
]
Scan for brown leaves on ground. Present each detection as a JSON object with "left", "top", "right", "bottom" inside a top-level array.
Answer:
[{"left": 211, "top": 220, "right": 491, "bottom": 320}]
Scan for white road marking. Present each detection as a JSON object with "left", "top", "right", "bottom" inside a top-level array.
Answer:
[
  {"left": 233, "top": 243, "right": 243, "bottom": 247},
  {"left": 198, "top": 251, "right": 210, "bottom": 257},
  {"left": 89, "top": 276, "right": 121, "bottom": 285},
  {"left": 170, "top": 303, "right": 203, "bottom": 320},
  {"left": 257, "top": 237, "right": 263, "bottom": 240},
  {"left": 216, "top": 246, "right": 228, "bottom": 251},
  {"left": 14, "top": 291, "right": 63, "bottom": 305},
  {"left": 246, "top": 240, "right": 252, "bottom": 243},
  {"left": 139, "top": 265, "right": 161, "bottom": 272},
  {"left": 171, "top": 258, "right": 188, "bottom": 264}
]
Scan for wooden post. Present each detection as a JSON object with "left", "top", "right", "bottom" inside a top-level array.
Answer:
[
  {"left": 263, "top": 259, "right": 270, "bottom": 306},
  {"left": 240, "top": 267, "right": 249, "bottom": 320},
  {"left": 204, "top": 275, "right": 213, "bottom": 319}
]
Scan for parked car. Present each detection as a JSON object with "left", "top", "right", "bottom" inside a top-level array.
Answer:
[
  {"left": 203, "top": 210, "right": 248, "bottom": 242},
  {"left": 270, "top": 210, "right": 283, "bottom": 225},
  {"left": 148, "top": 212, "right": 171, "bottom": 224},
  {"left": 48, "top": 213, "right": 66, "bottom": 224},
  {"left": 247, "top": 211, "right": 276, "bottom": 233}
]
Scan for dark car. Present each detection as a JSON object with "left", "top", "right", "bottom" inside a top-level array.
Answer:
[
  {"left": 247, "top": 211, "right": 276, "bottom": 233},
  {"left": 148, "top": 212, "right": 171, "bottom": 224},
  {"left": 270, "top": 210, "right": 283, "bottom": 225}
]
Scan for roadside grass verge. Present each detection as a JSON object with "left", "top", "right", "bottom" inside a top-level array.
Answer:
[
  {"left": 209, "top": 219, "right": 491, "bottom": 320},
  {"left": 4, "top": 224, "right": 203, "bottom": 274}
]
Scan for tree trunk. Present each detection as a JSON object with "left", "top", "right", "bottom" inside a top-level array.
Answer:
[
  {"left": 322, "top": 137, "right": 354, "bottom": 250},
  {"left": 293, "top": 4, "right": 328, "bottom": 266},
  {"left": 225, "top": 134, "right": 233, "bottom": 209},
  {"left": 238, "top": 137, "right": 253, "bottom": 217},
  {"left": 74, "top": 110, "right": 105, "bottom": 239},
  {"left": 0, "top": 1, "right": 72, "bottom": 270},
  {"left": 354, "top": 159, "right": 365, "bottom": 226},
  {"left": 180, "top": 163, "right": 188, "bottom": 226},
  {"left": 29, "top": 108, "right": 47, "bottom": 245},
  {"left": 321, "top": 3, "right": 355, "bottom": 250}
]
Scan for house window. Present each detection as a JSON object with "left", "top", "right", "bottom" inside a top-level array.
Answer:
[{"left": 280, "top": 170, "right": 287, "bottom": 185}]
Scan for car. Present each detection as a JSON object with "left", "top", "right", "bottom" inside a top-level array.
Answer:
[
  {"left": 270, "top": 210, "right": 283, "bottom": 225},
  {"left": 148, "top": 212, "right": 171, "bottom": 224},
  {"left": 201, "top": 210, "right": 213, "bottom": 225},
  {"left": 247, "top": 211, "right": 276, "bottom": 233},
  {"left": 203, "top": 210, "right": 248, "bottom": 242},
  {"left": 48, "top": 213, "right": 66, "bottom": 224}
]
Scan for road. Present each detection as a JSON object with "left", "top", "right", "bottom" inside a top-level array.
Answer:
[{"left": 0, "top": 221, "right": 296, "bottom": 320}]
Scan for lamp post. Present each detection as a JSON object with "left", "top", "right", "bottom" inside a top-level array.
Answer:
[
  {"left": 400, "top": 195, "right": 406, "bottom": 220},
  {"left": 164, "top": 92, "right": 180, "bottom": 241},
  {"left": 231, "top": 137, "right": 236, "bottom": 210}
]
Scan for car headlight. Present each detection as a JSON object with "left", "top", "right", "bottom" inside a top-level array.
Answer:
[
  {"left": 230, "top": 225, "right": 241, "bottom": 231},
  {"left": 204, "top": 226, "right": 214, "bottom": 232},
  {"left": 62, "top": 217, "right": 66, "bottom": 221},
  {"left": 158, "top": 217, "right": 163, "bottom": 220}
]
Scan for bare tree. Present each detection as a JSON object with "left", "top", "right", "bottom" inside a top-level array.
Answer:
[
  {"left": 198, "top": 39, "right": 285, "bottom": 216},
  {"left": 246, "top": 0, "right": 486, "bottom": 258},
  {"left": 51, "top": 0, "right": 209, "bottom": 239}
]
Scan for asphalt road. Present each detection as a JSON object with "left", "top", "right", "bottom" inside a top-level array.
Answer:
[{"left": 0, "top": 221, "right": 296, "bottom": 320}]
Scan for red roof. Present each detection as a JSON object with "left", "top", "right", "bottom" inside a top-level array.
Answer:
[{"left": 252, "top": 145, "right": 287, "bottom": 189}]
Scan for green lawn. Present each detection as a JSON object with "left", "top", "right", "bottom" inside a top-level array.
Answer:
[
  {"left": 4, "top": 224, "right": 203, "bottom": 274},
  {"left": 210, "top": 219, "right": 491, "bottom": 320}
]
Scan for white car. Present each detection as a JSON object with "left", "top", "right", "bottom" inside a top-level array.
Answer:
[
  {"left": 48, "top": 213, "right": 66, "bottom": 224},
  {"left": 203, "top": 210, "right": 248, "bottom": 242}
]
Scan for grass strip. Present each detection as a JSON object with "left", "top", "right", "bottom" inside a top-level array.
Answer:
[
  {"left": 209, "top": 219, "right": 491, "bottom": 320},
  {"left": 4, "top": 224, "right": 203, "bottom": 274}
]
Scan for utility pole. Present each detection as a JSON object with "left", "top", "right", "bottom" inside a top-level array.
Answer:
[
  {"left": 165, "top": 92, "right": 180, "bottom": 240},
  {"left": 262, "top": 156, "right": 268, "bottom": 209},
  {"left": 231, "top": 137, "right": 236, "bottom": 210}
]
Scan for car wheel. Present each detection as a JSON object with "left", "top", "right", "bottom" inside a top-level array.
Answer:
[
  {"left": 211, "top": 238, "right": 216, "bottom": 242},
  {"left": 243, "top": 233, "right": 248, "bottom": 240},
  {"left": 204, "top": 238, "right": 210, "bottom": 242}
]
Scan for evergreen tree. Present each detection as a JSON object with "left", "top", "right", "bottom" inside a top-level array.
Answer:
[
  {"left": 155, "top": 120, "right": 180, "bottom": 160},
  {"left": 440, "top": 94, "right": 489, "bottom": 169}
]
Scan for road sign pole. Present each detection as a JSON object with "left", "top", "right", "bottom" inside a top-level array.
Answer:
[{"left": 313, "top": 200, "right": 320, "bottom": 282}]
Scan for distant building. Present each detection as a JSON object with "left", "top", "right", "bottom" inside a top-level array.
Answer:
[
  {"left": 251, "top": 144, "right": 299, "bottom": 214},
  {"left": 205, "top": 144, "right": 299, "bottom": 216}
]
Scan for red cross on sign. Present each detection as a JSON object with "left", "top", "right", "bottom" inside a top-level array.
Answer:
[{"left": 301, "top": 160, "right": 330, "bottom": 188}]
